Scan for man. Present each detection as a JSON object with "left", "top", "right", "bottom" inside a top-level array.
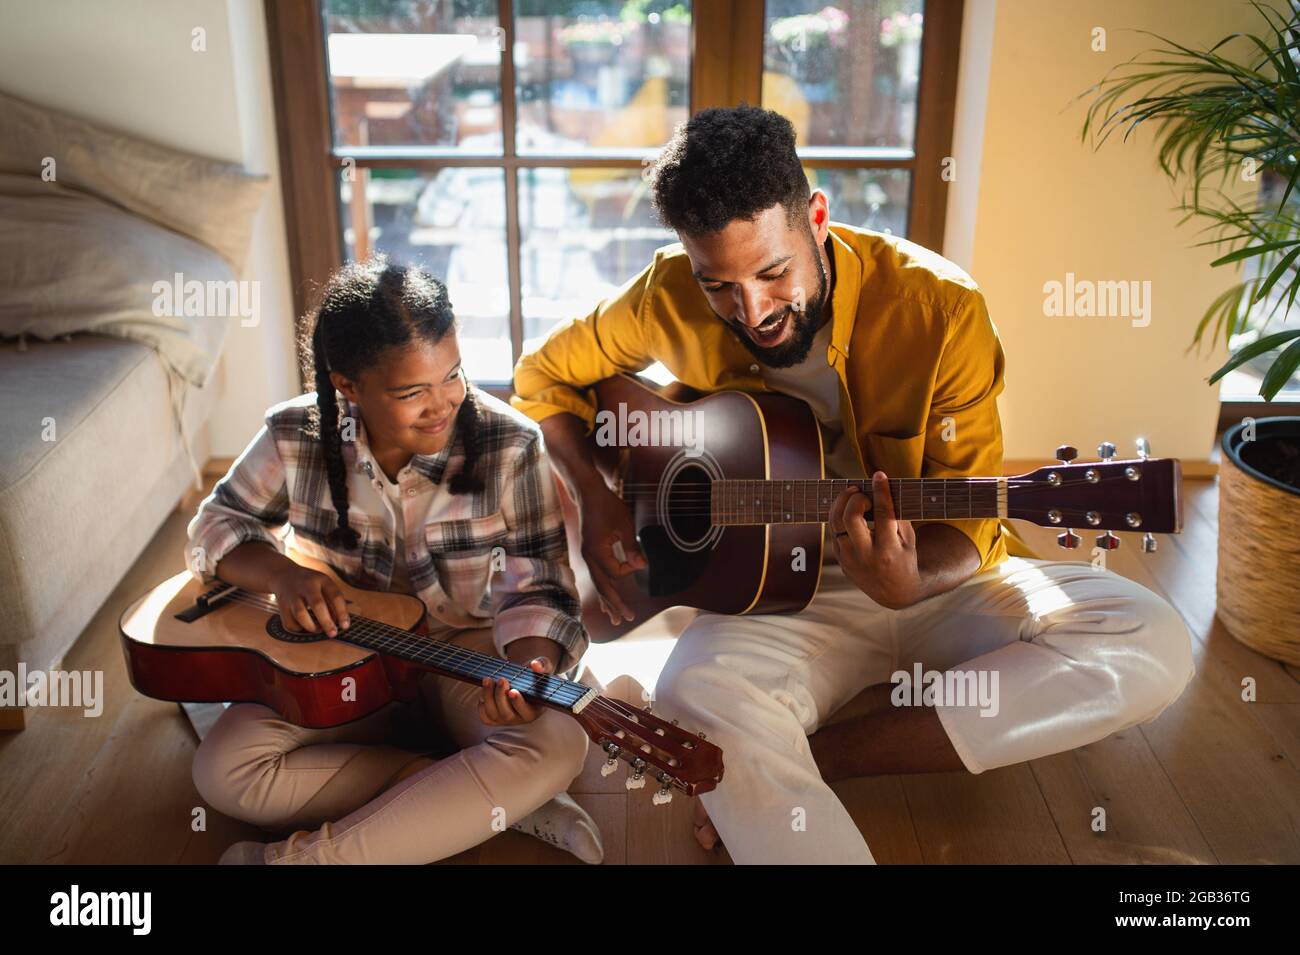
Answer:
[{"left": 511, "top": 105, "right": 1194, "bottom": 864}]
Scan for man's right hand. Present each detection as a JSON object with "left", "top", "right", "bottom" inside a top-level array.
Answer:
[{"left": 578, "top": 482, "right": 647, "bottom": 625}]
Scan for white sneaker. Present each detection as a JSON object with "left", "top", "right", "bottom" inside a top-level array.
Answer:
[{"left": 511, "top": 792, "right": 604, "bottom": 864}]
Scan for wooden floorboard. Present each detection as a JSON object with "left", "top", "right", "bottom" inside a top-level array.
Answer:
[{"left": 2, "top": 475, "right": 1297, "bottom": 864}]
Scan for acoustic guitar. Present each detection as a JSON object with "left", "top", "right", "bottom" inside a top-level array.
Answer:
[
  {"left": 119, "top": 551, "right": 724, "bottom": 803},
  {"left": 575, "top": 374, "right": 1182, "bottom": 640}
]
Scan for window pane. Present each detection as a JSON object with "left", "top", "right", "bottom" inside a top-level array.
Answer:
[
  {"left": 517, "top": 166, "right": 675, "bottom": 347},
  {"left": 339, "top": 167, "right": 514, "bottom": 382},
  {"left": 514, "top": 1, "right": 691, "bottom": 154},
  {"left": 764, "top": 1, "right": 924, "bottom": 151},
  {"left": 323, "top": 0, "right": 503, "bottom": 151},
  {"left": 807, "top": 167, "right": 911, "bottom": 237}
]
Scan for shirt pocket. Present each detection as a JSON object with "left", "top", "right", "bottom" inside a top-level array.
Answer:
[{"left": 424, "top": 512, "right": 511, "bottom": 615}]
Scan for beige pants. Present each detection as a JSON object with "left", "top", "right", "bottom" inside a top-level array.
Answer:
[
  {"left": 191, "top": 626, "right": 589, "bottom": 864},
  {"left": 653, "top": 557, "right": 1197, "bottom": 864}
]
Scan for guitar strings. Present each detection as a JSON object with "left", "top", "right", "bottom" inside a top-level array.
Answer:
[
  {"left": 215, "top": 590, "right": 589, "bottom": 708},
  {"left": 610, "top": 472, "right": 1151, "bottom": 520},
  {"left": 210, "top": 591, "right": 697, "bottom": 787}
]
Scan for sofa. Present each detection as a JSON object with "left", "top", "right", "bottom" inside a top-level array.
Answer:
[{"left": 0, "top": 88, "right": 268, "bottom": 726}]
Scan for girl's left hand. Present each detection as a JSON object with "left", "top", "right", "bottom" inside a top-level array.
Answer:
[{"left": 478, "top": 638, "right": 561, "bottom": 726}]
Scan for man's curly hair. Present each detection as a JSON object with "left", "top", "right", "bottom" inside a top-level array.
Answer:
[{"left": 647, "top": 104, "right": 811, "bottom": 236}]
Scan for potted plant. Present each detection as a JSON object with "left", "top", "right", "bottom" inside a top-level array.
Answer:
[{"left": 1081, "top": 1, "right": 1300, "bottom": 663}]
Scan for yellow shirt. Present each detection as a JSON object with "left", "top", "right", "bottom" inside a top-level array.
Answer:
[{"left": 511, "top": 221, "right": 1035, "bottom": 575}]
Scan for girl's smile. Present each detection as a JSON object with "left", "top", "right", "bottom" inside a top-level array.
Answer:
[{"left": 331, "top": 336, "right": 466, "bottom": 479}]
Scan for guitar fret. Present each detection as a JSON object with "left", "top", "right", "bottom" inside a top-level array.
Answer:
[
  {"left": 339, "top": 616, "right": 586, "bottom": 708},
  {"left": 712, "top": 477, "right": 1003, "bottom": 525}
]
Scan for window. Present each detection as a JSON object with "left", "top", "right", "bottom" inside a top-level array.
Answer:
[{"left": 268, "top": 0, "right": 963, "bottom": 386}]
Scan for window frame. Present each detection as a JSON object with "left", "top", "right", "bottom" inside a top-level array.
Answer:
[{"left": 266, "top": 0, "right": 965, "bottom": 388}]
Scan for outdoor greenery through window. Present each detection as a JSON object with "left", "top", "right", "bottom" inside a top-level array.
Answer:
[{"left": 320, "top": 0, "right": 932, "bottom": 383}]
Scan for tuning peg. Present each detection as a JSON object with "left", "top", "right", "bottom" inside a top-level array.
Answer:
[
  {"left": 1055, "top": 445, "right": 1078, "bottom": 464},
  {"left": 1098, "top": 442, "right": 1116, "bottom": 460},
  {"left": 1142, "top": 532, "right": 1158, "bottom": 553},
  {"left": 1057, "top": 529, "right": 1081, "bottom": 549},
  {"left": 1136, "top": 437, "right": 1151, "bottom": 460},
  {"left": 626, "top": 758, "right": 647, "bottom": 790},
  {"left": 600, "top": 741, "right": 621, "bottom": 777},
  {"left": 1095, "top": 531, "right": 1120, "bottom": 550},
  {"left": 653, "top": 772, "right": 674, "bottom": 806}
]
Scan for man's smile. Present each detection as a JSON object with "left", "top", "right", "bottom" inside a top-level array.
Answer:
[{"left": 743, "top": 307, "right": 795, "bottom": 347}]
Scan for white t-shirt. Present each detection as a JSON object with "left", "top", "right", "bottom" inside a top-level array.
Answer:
[
  {"left": 377, "top": 465, "right": 416, "bottom": 595},
  {"left": 760, "top": 319, "right": 865, "bottom": 480}
]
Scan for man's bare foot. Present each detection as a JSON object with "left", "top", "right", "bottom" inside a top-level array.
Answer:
[{"left": 693, "top": 798, "right": 722, "bottom": 851}]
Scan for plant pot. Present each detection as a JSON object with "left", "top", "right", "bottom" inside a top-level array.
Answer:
[{"left": 1216, "top": 416, "right": 1300, "bottom": 664}]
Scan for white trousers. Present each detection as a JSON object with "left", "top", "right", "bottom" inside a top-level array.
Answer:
[{"left": 653, "top": 557, "right": 1196, "bottom": 864}]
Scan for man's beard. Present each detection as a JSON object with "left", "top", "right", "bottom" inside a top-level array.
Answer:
[{"left": 723, "top": 236, "right": 829, "bottom": 370}]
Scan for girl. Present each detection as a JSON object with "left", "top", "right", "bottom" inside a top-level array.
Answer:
[{"left": 186, "top": 257, "right": 600, "bottom": 864}]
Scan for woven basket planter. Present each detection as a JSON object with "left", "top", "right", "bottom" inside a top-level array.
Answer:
[{"left": 1216, "top": 417, "right": 1300, "bottom": 665}]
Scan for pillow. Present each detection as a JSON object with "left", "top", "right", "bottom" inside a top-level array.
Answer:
[
  {"left": 0, "top": 87, "right": 268, "bottom": 272},
  {"left": 0, "top": 173, "right": 231, "bottom": 386}
]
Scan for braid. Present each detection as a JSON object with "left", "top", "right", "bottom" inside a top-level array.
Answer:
[
  {"left": 448, "top": 386, "right": 485, "bottom": 495},
  {"left": 313, "top": 321, "right": 361, "bottom": 550}
]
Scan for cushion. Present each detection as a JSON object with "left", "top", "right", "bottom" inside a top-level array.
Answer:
[
  {"left": 0, "top": 173, "right": 230, "bottom": 385},
  {"left": 0, "top": 87, "right": 268, "bottom": 271}
]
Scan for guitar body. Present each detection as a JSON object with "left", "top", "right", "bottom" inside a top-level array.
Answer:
[
  {"left": 575, "top": 377, "right": 1184, "bottom": 644},
  {"left": 586, "top": 375, "right": 824, "bottom": 637},
  {"left": 120, "top": 554, "right": 433, "bottom": 729}
]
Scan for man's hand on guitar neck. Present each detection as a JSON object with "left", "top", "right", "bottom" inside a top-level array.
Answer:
[{"left": 829, "top": 471, "right": 981, "bottom": 611}]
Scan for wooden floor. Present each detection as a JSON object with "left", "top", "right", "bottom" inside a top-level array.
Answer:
[{"left": 1, "top": 475, "right": 1298, "bottom": 864}]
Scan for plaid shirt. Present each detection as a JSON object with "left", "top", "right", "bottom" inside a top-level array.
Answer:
[{"left": 185, "top": 388, "right": 588, "bottom": 672}]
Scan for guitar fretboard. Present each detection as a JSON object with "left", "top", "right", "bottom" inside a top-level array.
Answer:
[
  {"left": 244, "top": 592, "right": 597, "bottom": 713},
  {"left": 709, "top": 477, "right": 1007, "bottom": 525}
]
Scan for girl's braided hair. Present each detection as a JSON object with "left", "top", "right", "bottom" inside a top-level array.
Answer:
[{"left": 297, "top": 256, "right": 484, "bottom": 550}]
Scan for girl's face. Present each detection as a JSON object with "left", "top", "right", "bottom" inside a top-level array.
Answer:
[{"left": 330, "top": 334, "right": 466, "bottom": 459}]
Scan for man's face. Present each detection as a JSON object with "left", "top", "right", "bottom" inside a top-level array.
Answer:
[{"left": 681, "top": 199, "right": 830, "bottom": 369}]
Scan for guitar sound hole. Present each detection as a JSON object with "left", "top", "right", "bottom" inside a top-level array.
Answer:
[
  {"left": 266, "top": 616, "right": 329, "bottom": 644},
  {"left": 666, "top": 464, "right": 712, "bottom": 545}
]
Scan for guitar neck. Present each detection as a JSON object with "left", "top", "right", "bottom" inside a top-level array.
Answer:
[
  {"left": 287, "top": 604, "right": 597, "bottom": 714},
  {"left": 710, "top": 477, "right": 1006, "bottom": 525}
]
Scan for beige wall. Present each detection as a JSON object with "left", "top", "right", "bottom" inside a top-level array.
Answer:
[
  {"left": 0, "top": 0, "right": 299, "bottom": 459},
  {"left": 950, "top": 0, "right": 1274, "bottom": 463}
]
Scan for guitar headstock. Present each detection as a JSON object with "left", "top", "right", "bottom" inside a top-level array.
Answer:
[
  {"left": 573, "top": 696, "right": 724, "bottom": 804},
  {"left": 1008, "top": 439, "right": 1181, "bottom": 552}
]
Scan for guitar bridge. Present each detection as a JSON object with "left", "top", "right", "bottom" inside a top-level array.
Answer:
[{"left": 173, "top": 582, "right": 237, "bottom": 623}]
